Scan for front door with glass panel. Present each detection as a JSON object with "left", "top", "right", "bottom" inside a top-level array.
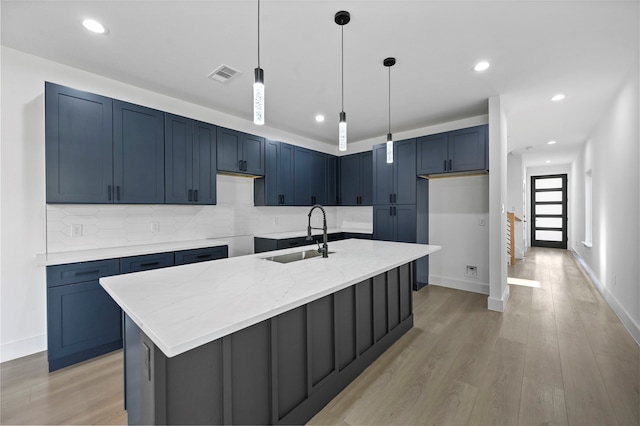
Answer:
[{"left": 531, "top": 174, "right": 567, "bottom": 249}]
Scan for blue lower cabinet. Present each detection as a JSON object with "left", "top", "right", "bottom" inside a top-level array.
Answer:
[
  {"left": 373, "top": 204, "right": 416, "bottom": 243},
  {"left": 47, "top": 259, "right": 121, "bottom": 372}
]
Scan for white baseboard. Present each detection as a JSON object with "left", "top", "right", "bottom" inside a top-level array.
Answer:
[
  {"left": 428, "top": 275, "right": 489, "bottom": 295},
  {"left": 487, "top": 284, "right": 510, "bottom": 313},
  {"left": 572, "top": 250, "right": 640, "bottom": 346},
  {"left": 1, "top": 334, "right": 47, "bottom": 363}
]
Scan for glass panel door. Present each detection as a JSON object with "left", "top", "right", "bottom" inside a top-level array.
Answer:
[{"left": 531, "top": 174, "right": 567, "bottom": 249}]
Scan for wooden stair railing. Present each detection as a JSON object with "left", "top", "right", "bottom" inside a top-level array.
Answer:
[{"left": 507, "top": 212, "right": 522, "bottom": 265}]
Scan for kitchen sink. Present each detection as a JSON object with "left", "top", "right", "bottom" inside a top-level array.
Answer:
[{"left": 261, "top": 249, "right": 334, "bottom": 264}]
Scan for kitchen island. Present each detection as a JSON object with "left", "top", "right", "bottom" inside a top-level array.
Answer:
[{"left": 100, "top": 239, "right": 441, "bottom": 425}]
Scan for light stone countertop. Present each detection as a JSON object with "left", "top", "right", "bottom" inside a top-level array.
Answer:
[
  {"left": 36, "top": 239, "right": 229, "bottom": 266},
  {"left": 100, "top": 239, "right": 441, "bottom": 358}
]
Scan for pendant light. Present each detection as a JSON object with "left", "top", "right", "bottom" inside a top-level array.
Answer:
[
  {"left": 253, "top": 0, "right": 264, "bottom": 125},
  {"left": 384, "top": 57, "right": 396, "bottom": 163},
  {"left": 335, "top": 11, "right": 350, "bottom": 151}
]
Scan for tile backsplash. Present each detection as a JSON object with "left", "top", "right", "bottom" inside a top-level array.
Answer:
[{"left": 46, "top": 175, "right": 372, "bottom": 257}]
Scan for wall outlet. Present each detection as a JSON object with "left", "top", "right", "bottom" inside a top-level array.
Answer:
[
  {"left": 71, "top": 224, "right": 83, "bottom": 237},
  {"left": 151, "top": 221, "right": 160, "bottom": 233},
  {"left": 466, "top": 265, "right": 478, "bottom": 277},
  {"left": 479, "top": 218, "right": 486, "bottom": 226}
]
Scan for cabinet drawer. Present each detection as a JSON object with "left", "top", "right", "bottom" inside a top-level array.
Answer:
[
  {"left": 174, "top": 246, "right": 228, "bottom": 265},
  {"left": 120, "top": 252, "right": 174, "bottom": 274},
  {"left": 47, "top": 259, "right": 120, "bottom": 288}
]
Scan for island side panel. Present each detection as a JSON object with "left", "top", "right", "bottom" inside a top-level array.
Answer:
[{"left": 128, "top": 262, "right": 415, "bottom": 425}]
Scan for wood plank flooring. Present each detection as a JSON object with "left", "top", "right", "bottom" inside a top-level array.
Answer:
[{"left": 1, "top": 247, "right": 638, "bottom": 425}]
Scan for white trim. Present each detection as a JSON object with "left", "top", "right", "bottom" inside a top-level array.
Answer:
[
  {"left": 1, "top": 334, "right": 47, "bottom": 363},
  {"left": 572, "top": 250, "right": 640, "bottom": 346},
  {"left": 487, "top": 284, "right": 510, "bottom": 312},
  {"left": 581, "top": 241, "right": 592, "bottom": 248},
  {"left": 428, "top": 275, "right": 489, "bottom": 295}
]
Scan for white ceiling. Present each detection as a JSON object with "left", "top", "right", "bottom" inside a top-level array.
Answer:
[{"left": 2, "top": 1, "right": 638, "bottom": 167}]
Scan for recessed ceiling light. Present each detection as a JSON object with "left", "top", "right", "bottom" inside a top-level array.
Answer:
[
  {"left": 315, "top": 115, "right": 325, "bottom": 122},
  {"left": 547, "top": 140, "right": 557, "bottom": 145},
  {"left": 545, "top": 160, "right": 551, "bottom": 164},
  {"left": 82, "top": 19, "right": 107, "bottom": 34},
  {"left": 474, "top": 61, "right": 490, "bottom": 72},
  {"left": 551, "top": 94, "right": 566, "bottom": 101}
]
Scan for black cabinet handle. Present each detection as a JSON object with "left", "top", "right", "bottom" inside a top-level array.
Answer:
[
  {"left": 116, "top": 186, "right": 121, "bottom": 201},
  {"left": 393, "top": 193, "right": 397, "bottom": 203},
  {"left": 389, "top": 206, "right": 393, "bottom": 216},
  {"left": 357, "top": 196, "right": 361, "bottom": 205},
  {"left": 188, "top": 189, "right": 193, "bottom": 202},
  {"left": 140, "top": 261, "right": 160, "bottom": 268},
  {"left": 196, "top": 254, "right": 212, "bottom": 259},
  {"left": 279, "top": 194, "right": 284, "bottom": 205},
  {"left": 74, "top": 269, "right": 100, "bottom": 276},
  {"left": 449, "top": 159, "right": 452, "bottom": 170},
  {"left": 194, "top": 190, "right": 199, "bottom": 202},
  {"left": 444, "top": 159, "right": 447, "bottom": 171},
  {"left": 108, "top": 185, "right": 112, "bottom": 201},
  {"left": 393, "top": 206, "right": 397, "bottom": 216},
  {"left": 389, "top": 194, "right": 393, "bottom": 203},
  {"left": 238, "top": 160, "right": 243, "bottom": 171}
]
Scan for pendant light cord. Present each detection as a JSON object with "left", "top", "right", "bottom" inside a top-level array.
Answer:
[
  {"left": 388, "top": 65, "right": 391, "bottom": 134},
  {"left": 341, "top": 25, "right": 344, "bottom": 111},
  {"left": 257, "top": 0, "right": 261, "bottom": 69}
]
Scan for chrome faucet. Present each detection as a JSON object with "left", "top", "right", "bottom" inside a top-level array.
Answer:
[{"left": 307, "top": 204, "right": 329, "bottom": 258}]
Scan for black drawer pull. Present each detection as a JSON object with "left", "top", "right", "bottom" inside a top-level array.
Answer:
[
  {"left": 444, "top": 159, "right": 447, "bottom": 171},
  {"left": 74, "top": 269, "right": 100, "bottom": 276},
  {"left": 449, "top": 159, "right": 452, "bottom": 170},
  {"left": 194, "top": 190, "right": 199, "bottom": 202},
  {"left": 196, "top": 254, "right": 212, "bottom": 259},
  {"left": 188, "top": 189, "right": 193, "bottom": 202},
  {"left": 140, "top": 261, "right": 160, "bottom": 268},
  {"left": 116, "top": 186, "right": 121, "bottom": 201}
]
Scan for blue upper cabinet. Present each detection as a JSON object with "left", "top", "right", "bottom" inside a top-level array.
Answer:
[
  {"left": 46, "top": 82, "right": 114, "bottom": 203},
  {"left": 417, "top": 124, "right": 488, "bottom": 176},
  {"left": 294, "top": 147, "right": 328, "bottom": 206},
  {"left": 165, "top": 114, "right": 217, "bottom": 204},
  {"left": 326, "top": 155, "right": 338, "bottom": 206},
  {"left": 216, "top": 127, "right": 265, "bottom": 176},
  {"left": 339, "top": 151, "right": 372, "bottom": 206},
  {"left": 254, "top": 140, "right": 295, "bottom": 206},
  {"left": 373, "top": 139, "right": 416, "bottom": 205},
  {"left": 46, "top": 83, "right": 165, "bottom": 204},
  {"left": 113, "top": 101, "right": 165, "bottom": 204}
]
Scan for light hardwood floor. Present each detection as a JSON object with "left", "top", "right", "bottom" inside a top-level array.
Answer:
[{"left": 1, "top": 247, "right": 638, "bottom": 425}]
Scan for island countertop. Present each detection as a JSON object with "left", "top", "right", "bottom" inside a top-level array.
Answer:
[{"left": 100, "top": 239, "right": 441, "bottom": 358}]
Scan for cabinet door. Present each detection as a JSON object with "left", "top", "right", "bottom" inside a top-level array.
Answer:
[
  {"left": 192, "top": 121, "right": 217, "bottom": 204},
  {"left": 394, "top": 139, "right": 417, "bottom": 205},
  {"left": 340, "top": 154, "right": 361, "bottom": 206},
  {"left": 260, "top": 139, "right": 280, "bottom": 206},
  {"left": 395, "top": 205, "right": 417, "bottom": 243},
  {"left": 216, "top": 127, "right": 241, "bottom": 173},
  {"left": 360, "top": 151, "right": 373, "bottom": 206},
  {"left": 47, "top": 280, "right": 122, "bottom": 361},
  {"left": 113, "top": 100, "right": 165, "bottom": 204},
  {"left": 449, "top": 125, "right": 487, "bottom": 172},
  {"left": 165, "top": 114, "right": 193, "bottom": 204},
  {"left": 372, "top": 144, "right": 394, "bottom": 205},
  {"left": 417, "top": 132, "right": 448, "bottom": 175},
  {"left": 310, "top": 151, "right": 327, "bottom": 205},
  {"left": 45, "top": 82, "right": 113, "bottom": 203},
  {"left": 293, "top": 147, "right": 312, "bottom": 206},
  {"left": 373, "top": 205, "right": 395, "bottom": 241},
  {"left": 242, "top": 134, "right": 265, "bottom": 176},
  {"left": 279, "top": 143, "right": 295, "bottom": 205},
  {"left": 326, "top": 155, "right": 338, "bottom": 206}
]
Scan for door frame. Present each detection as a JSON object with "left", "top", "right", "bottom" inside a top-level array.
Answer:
[{"left": 531, "top": 174, "right": 568, "bottom": 249}]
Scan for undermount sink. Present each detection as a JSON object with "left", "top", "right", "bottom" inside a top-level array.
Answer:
[{"left": 261, "top": 249, "right": 334, "bottom": 264}]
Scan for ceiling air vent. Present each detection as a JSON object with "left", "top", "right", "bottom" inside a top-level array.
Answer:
[{"left": 208, "top": 65, "right": 241, "bottom": 84}]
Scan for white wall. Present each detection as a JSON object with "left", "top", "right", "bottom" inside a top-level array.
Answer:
[
  {"left": 488, "top": 97, "right": 509, "bottom": 312},
  {"left": 0, "top": 47, "right": 348, "bottom": 362},
  {"left": 572, "top": 72, "right": 639, "bottom": 344},
  {"left": 428, "top": 175, "right": 490, "bottom": 294}
]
